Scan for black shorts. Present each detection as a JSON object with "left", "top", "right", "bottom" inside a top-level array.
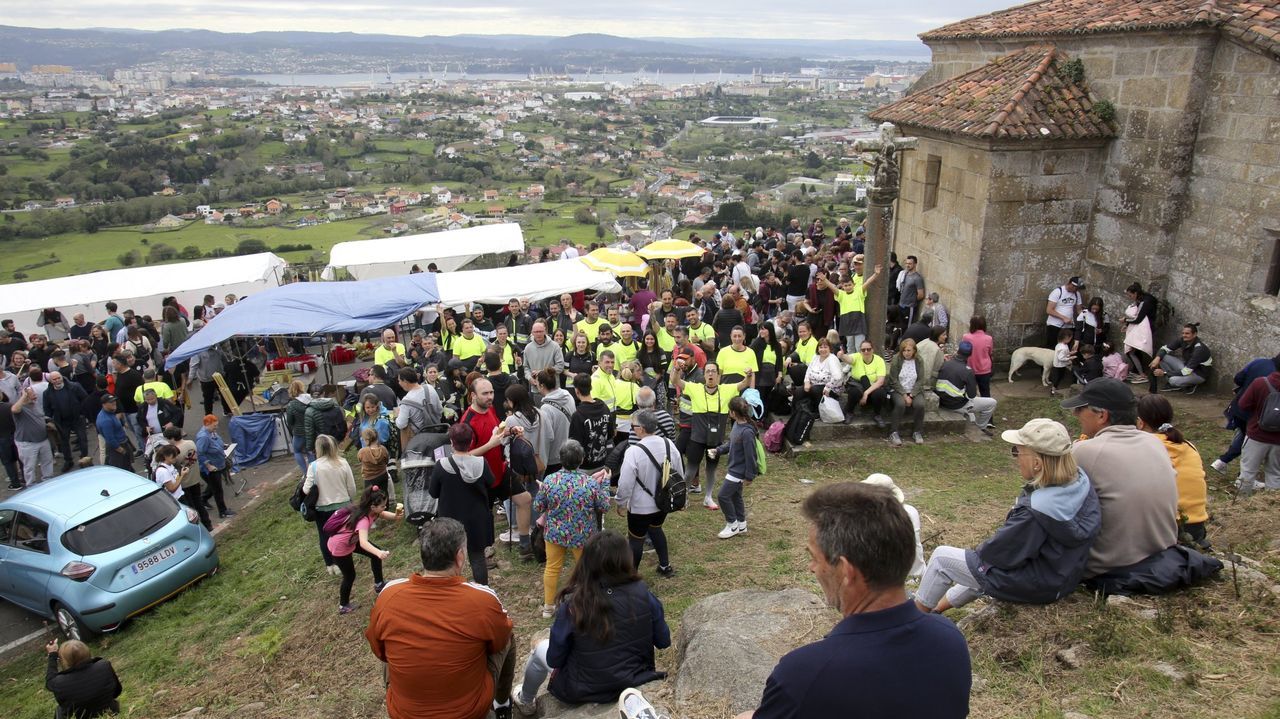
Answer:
[
  {"left": 489, "top": 471, "right": 527, "bottom": 502},
  {"left": 626, "top": 511, "right": 667, "bottom": 539}
]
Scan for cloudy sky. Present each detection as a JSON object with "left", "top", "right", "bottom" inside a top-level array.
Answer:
[{"left": 5, "top": 0, "right": 1015, "bottom": 41}]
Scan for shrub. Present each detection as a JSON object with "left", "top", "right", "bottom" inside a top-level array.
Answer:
[{"left": 118, "top": 249, "right": 140, "bottom": 267}]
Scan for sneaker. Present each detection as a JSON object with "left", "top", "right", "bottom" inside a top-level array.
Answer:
[
  {"left": 890, "top": 432, "right": 902, "bottom": 447},
  {"left": 656, "top": 564, "right": 675, "bottom": 578},
  {"left": 541, "top": 603, "right": 555, "bottom": 619},
  {"left": 703, "top": 498, "right": 720, "bottom": 511},
  {"left": 1128, "top": 375, "right": 1148, "bottom": 384},
  {"left": 7, "top": 482, "right": 22, "bottom": 490},
  {"left": 374, "top": 581, "right": 387, "bottom": 594},
  {"left": 492, "top": 702, "right": 512, "bottom": 719},
  {"left": 498, "top": 529, "right": 517, "bottom": 543},
  {"left": 618, "top": 687, "right": 661, "bottom": 719},
  {"left": 219, "top": 509, "right": 237, "bottom": 518},
  {"left": 338, "top": 603, "right": 357, "bottom": 615},
  {"left": 735, "top": 521, "right": 747, "bottom": 534},
  {"left": 1210, "top": 459, "right": 1227, "bottom": 475},
  {"left": 873, "top": 415, "right": 886, "bottom": 428},
  {"left": 913, "top": 432, "right": 924, "bottom": 445},
  {"left": 717, "top": 523, "right": 738, "bottom": 539},
  {"left": 689, "top": 484, "right": 702, "bottom": 494},
  {"left": 496, "top": 504, "right": 507, "bottom": 516},
  {"left": 512, "top": 691, "right": 538, "bottom": 717}
]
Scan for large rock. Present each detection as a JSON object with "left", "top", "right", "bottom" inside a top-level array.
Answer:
[{"left": 674, "top": 588, "right": 834, "bottom": 717}]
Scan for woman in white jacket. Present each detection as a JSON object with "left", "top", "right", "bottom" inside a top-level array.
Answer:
[
  {"left": 803, "top": 338, "right": 845, "bottom": 416},
  {"left": 302, "top": 434, "right": 358, "bottom": 575}
]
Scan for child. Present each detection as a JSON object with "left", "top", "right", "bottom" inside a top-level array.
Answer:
[
  {"left": 710, "top": 396, "right": 758, "bottom": 539},
  {"left": 861, "top": 473, "right": 925, "bottom": 581},
  {"left": 1137, "top": 395, "right": 1210, "bottom": 550},
  {"left": 327, "top": 485, "right": 403, "bottom": 614},
  {"left": 1076, "top": 344, "right": 1103, "bottom": 384},
  {"left": 152, "top": 444, "right": 187, "bottom": 501},
  {"left": 1049, "top": 328, "right": 1075, "bottom": 396},
  {"left": 356, "top": 427, "right": 390, "bottom": 490},
  {"left": 1101, "top": 342, "right": 1128, "bottom": 380}
]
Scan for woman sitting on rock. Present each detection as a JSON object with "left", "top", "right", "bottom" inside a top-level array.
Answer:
[
  {"left": 512, "top": 530, "right": 670, "bottom": 715},
  {"left": 915, "top": 418, "right": 1101, "bottom": 614}
]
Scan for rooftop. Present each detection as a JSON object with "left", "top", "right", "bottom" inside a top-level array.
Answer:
[
  {"left": 920, "top": 0, "right": 1280, "bottom": 60},
  {"left": 868, "top": 45, "right": 1116, "bottom": 141}
]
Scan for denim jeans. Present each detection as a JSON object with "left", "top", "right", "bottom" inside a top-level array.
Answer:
[
  {"left": 291, "top": 434, "right": 315, "bottom": 474},
  {"left": 917, "top": 545, "right": 983, "bottom": 609}
]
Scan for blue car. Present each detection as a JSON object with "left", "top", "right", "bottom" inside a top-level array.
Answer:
[{"left": 0, "top": 467, "right": 219, "bottom": 640}]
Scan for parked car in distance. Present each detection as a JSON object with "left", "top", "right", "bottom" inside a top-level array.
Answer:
[{"left": 0, "top": 467, "right": 219, "bottom": 640}]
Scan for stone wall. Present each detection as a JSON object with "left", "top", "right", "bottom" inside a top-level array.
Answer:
[
  {"left": 892, "top": 134, "right": 992, "bottom": 331},
  {"left": 977, "top": 144, "right": 1106, "bottom": 353},
  {"left": 1166, "top": 39, "right": 1280, "bottom": 378},
  {"left": 908, "top": 30, "right": 1280, "bottom": 381}
]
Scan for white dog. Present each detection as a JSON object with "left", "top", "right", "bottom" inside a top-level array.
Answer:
[{"left": 1008, "top": 346, "right": 1055, "bottom": 386}]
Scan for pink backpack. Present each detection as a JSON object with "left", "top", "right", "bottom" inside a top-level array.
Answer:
[{"left": 763, "top": 421, "right": 786, "bottom": 453}]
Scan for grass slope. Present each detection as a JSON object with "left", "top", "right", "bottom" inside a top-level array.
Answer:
[{"left": 0, "top": 395, "right": 1276, "bottom": 718}]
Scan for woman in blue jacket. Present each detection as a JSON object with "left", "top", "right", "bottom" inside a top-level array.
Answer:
[
  {"left": 916, "top": 418, "right": 1100, "bottom": 613},
  {"left": 512, "top": 530, "right": 670, "bottom": 714}
]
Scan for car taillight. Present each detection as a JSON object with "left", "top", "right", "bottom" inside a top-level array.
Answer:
[
  {"left": 61, "top": 561, "right": 97, "bottom": 581},
  {"left": 184, "top": 507, "right": 199, "bottom": 524}
]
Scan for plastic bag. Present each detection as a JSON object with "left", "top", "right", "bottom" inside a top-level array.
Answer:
[{"left": 818, "top": 396, "right": 845, "bottom": 424}]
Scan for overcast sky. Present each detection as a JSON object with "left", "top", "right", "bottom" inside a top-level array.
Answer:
[{"left": 5, "top": 1, "right": 1015, "bottom": 41}]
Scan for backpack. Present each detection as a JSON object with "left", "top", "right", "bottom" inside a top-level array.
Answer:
[
  {"left": 754, "top": 436, "right": 768, "bottom": 476},
  {"left": 322, "top": 506, "right": 353, "bottom": 534},
  {"left": 763, "top": 420, "right": 786, "bottom": 453},
  {"left": 317, "top": 404, "right": 348, "bottom": 443},
  {"left": 635, "top": 440, "right": 687, "bottom": 513},
  {"left": 1259, "top": 379, "right": 1280, "bottom": 433},
  {"left": 785, "top": 402, "right": 817, "bottom": 446}
]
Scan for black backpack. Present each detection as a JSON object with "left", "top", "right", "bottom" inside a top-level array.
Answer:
[
  {"left": 635, "top": 440, "right": 687, "bottom": 513},
  {"left": 785, "top": 401, "right": 817, "bottom": 446},
  {"left": 1259, "top": 379, "right": 1280, "bottom": 433},
  {"left": 317, "top": 404, "right": 348, "bottom": 443}
]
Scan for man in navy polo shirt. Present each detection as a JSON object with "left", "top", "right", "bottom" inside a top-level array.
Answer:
[{"left": 738, "top": 482, "right": 971, "bottom": 719}]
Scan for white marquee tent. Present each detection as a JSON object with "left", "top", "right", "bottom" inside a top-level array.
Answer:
[
  {"left": 434, "top": 260, "right": 620, "bottom": 307},
  {"left": 0, "top": 253, "right": 287, "bottom": 333},
  {"left": 325, "top": 223, "right": 525, "bottom": 280}
]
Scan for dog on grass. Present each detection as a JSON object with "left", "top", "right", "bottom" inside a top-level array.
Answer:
[{"left": 1008, "top": 346, "right": 1055, "bottom": 386}]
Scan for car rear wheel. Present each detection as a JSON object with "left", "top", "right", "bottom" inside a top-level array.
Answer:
[{"left": 53, "top": 603, "right": 90, "bottom": 642}]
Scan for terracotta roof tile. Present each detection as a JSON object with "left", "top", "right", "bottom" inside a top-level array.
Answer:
[
  {"left": 921, "top": 0, "right": 1280, "bottom": 60},
  {"left": 868, "top": 46, "right": 1117, "bottom": 141}
]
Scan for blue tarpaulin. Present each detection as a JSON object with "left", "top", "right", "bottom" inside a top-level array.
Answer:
[
  {"left": 228, "top": 414, "right": 277, "bottom": 469},
  {"left": 165, "top": 273, "right": 440, "bottom": 369}
]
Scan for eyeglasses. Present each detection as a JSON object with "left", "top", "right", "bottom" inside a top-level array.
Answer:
[{"left": 1010, "top": 446, "right": 1021, "bottom": 458}]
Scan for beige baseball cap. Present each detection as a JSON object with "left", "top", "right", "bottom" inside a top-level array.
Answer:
[{"left": 1001, "top": 418, "right": 1072, "bottom": 457}]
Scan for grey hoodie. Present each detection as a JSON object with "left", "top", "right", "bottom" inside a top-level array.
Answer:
[
  {"left": 443, "top": 453, "right": 487, "bottom": 484},
  {"left": 523, "top": 338, "right": 566, "bottom": 377},
  {"left": 541, "top": 387, "right": 576, "bottom": 420}
]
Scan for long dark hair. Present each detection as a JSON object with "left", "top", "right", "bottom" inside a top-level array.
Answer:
[
  {"left": 752, "top": 322, "right": 781, "bottom": 368},
  {"left": 1137, "top": 394, "right": 1185, "bottom": 444},
  {"left": 557, "top": 530, "right": 640, "bottom": 643},
  {"left": 345, "top": 485, "right": 388, "bottom": 531},
  {"left": 505, "top": 383, "right": 537, "bottom": 426}
]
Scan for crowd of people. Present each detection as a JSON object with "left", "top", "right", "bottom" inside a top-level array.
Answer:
[{"left": 4, "top": 220, "right": 1277, "bottom": 719}]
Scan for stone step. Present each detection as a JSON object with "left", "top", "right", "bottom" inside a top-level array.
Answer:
[{"left": 785, "top": 410, "right": 973, "bottom": 458}]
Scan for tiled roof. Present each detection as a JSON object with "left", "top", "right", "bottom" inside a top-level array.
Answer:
[
  {"left": 868, "top": 46, "right": 1117, "bottom": 141},
  {"left": 921, "top": 0, "right": 1280, "bottom": 59}
]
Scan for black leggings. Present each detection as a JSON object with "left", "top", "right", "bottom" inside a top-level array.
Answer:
[
  {"left": 180, "top": 485, "right": 211, "bottom": 530},
  {"left": 334, "top": 545, "right": 385, "bottom": 606},
  {"left": 201, "top": 469, "right": 228, "bottom": 514},
  {"left": 626, "top": 512, "right": 670, "bottom": 569},
  {"left": 684, "top": 439, "right": 720, "bottom": 487},
  {"left": 468, "top": 547, "right": 488, "bottom": 586}
]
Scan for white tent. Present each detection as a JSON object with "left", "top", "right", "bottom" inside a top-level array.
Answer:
[
  {"left": 325, "top": 223, "right": 525, "bottom": 280},
  {"left": 434, "top": 261, "right": 620, "bottom": 307},
  {"left": 0, "top": 253, "right": 287, "bottom": 333}
]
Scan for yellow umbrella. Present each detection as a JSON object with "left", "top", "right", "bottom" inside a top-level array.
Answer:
[
  {"left": 579, "top": 247, "right": 649, "bottom": 277},
  {"left": 636, "top": 239, "right": 705, "bottom": 260}
]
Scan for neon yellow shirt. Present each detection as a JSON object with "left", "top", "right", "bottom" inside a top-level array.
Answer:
[
  {"left": 591, "top": 369, "right": 619, "bottom": 411},
  {"left": 715, "top": 346, "right": 759, "bottom": 378},
  {"left": 576, "top": 318, "right": 605, "bottom": 344},
  {"left": 687, "top": 322, "right": 715, "bottom": 347},
  {"left": 654, "top": 327, "right": 676, "bottom": 353},
  {"left": 599, "top": 340, "right": 638, "bottom": 367},
  {"left": 795, "top": 337, "right": 818, "bottom": 364},
  {"left": 835, "top": 277, "right": 867, "bottom": 315},
  {"left": 134, "top": 380, "right": 175, "bottom": 404},
  {"left": 682, "top": 382, "right": 740, "bottom": 415},
  {"left": 454, "top": 334, "right": 487, "bottom": 361},
  {"left": 848, "top": 353, "right": 887, "bottom": 383},
  {"left": 373, "top": 342, "right": 406, "bottom": 367}
]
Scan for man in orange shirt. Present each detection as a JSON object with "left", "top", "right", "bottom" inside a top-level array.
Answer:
[{"left": 366, "top": 518, "right": 515, "bottom": 719}]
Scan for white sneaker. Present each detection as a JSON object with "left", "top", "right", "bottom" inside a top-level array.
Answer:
[
  {"left": 703, "top": 496, "right": 719, "bottom": 511},
  {"left": 1210, "top": 459, "right": 1227, "bottom": 474},
  {"left": 498, "top": 529, "right": 516, "bottom": 543},
  {"left": 913, "top": 432, "right": 924, "bottom": 445},
  {"left": 735, "top": 521, "right": 747, "bottom": 534},
  {"left": 890, "top": 432, "right": 903, "bottom": 447},
  {"left": 617, "top": 687, "right": 662, "bottom": 719},
  {"left": 717, "top": 523, "right": 738, "bottom": 539},
  {"left": 541, "top": 603, "right": 555, "bottom": 619}
]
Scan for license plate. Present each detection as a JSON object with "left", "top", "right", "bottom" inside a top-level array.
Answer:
[{"left": 130, "top": 545, "right": 177, "bottom": 575}]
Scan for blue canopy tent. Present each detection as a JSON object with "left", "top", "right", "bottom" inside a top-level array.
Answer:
[{"left": 165, "top": 273, "right": 441, "bottom": 370}]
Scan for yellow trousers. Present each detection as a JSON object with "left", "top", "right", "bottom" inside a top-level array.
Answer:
[{"left": 543, "top": 542, "right": 583, "bottom": 606}]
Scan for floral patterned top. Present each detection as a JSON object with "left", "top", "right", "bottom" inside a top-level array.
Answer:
[{"left": 533, "top": 469, "right": 610, "bottom": 549}]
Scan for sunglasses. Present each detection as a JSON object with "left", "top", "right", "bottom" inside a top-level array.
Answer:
[{"left": 1010, "top": 446, "right": 1024, "bottom": 458}]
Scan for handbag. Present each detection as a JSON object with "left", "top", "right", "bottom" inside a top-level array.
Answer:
[
  {"left": 819, "top": 395, "right": 845, "bottom": 424},
  {"left": 529, "top": 522, "right": 547, "bottom": 563}
]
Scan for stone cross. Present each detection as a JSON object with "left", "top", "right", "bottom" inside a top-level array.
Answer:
[{"left": 853, "top": 122, "right": 916, "bottom": 351}]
